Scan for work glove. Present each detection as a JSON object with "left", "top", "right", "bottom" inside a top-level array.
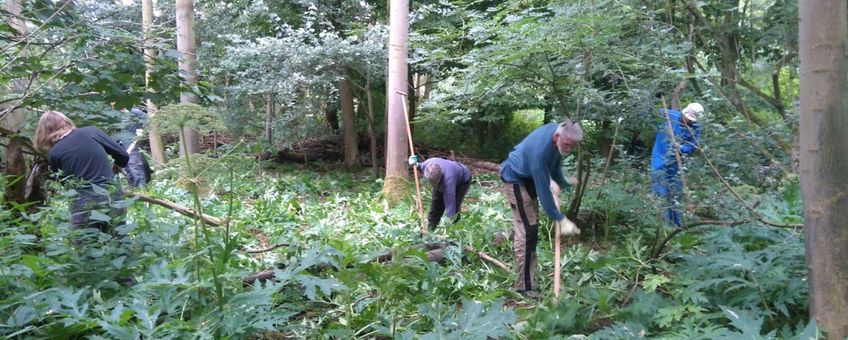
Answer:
[
  {"left": 408, "top": 155, "right": 420, "bottom": 166},
  {"left": 565, "top": 176, "right": 579, "bottom": 186},
  {"left": 558, "top": 217, "right": 580, "bottom": 236}
]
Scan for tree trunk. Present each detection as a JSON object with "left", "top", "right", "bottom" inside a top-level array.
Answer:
[
  {"left": 265, "top": 93, "right": 275, "bottom": 146},
  {"left": 176, "top": 0, "right": 201, "bottom": 156},
  {"left": 366, "top": 79, "right": 379, "bottom": 177},
  {"left": 340, "top": 79, "right": 358, "bottom": 167},
  {"left": 143, "top": 0, "right": 167, "bottom": 167},
  {"left": 382, "top": 0, "right": 410, "bottom": 203},
  {"left": 799, "top": 0, "right": 848, "bottom": 337},
  {"left": 325, "top": 99, "right": 340, "bottom": 132},
  {"left": 3, "top": 0, "right": 27, "bottom": 207},
  {"left": 407, "top": 72, "right": 417, "bottom": 134}
]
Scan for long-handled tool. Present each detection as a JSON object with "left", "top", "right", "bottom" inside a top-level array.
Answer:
[
  {"left": 396, "top": 91, "right": 426, "bottom": 235},
  {"left": 658, "top": 95, "right": 691, "bottom": 216},
  {"left": 551, "top": 180, "right": 562, "bottom": 303}
]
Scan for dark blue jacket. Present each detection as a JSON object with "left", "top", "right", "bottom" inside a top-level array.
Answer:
[
  {"left": 500, "top": 123, "right": 571, "bottom": 221},
  {"left": 651, "top": 109, "right": 701, "bottom": 171},
  {"left": 48, "top": 126, "right": 129, "bottom": 187}
]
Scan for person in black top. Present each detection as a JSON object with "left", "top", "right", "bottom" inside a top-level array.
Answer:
[
  {"left": 35, "top": 111, "right": 129, "bottom": 235},
  {"left": 112, "top": 107, "right": 152, "bottom": 187}
]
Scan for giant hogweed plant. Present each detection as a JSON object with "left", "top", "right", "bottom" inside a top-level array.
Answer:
[{"left": 0, "top": 157, "right": 818, "bottom": 338}]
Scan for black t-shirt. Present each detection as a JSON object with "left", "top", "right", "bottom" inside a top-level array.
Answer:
[{"left": 48, "top": 126, "right": 129, "bottom": 186}]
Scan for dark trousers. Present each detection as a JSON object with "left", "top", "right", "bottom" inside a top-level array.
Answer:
[
  {"left": 70, "top": 186, "right": 127, "bottom": 244},
  {"left": 427, "top": 181, "right": 471, "bottom": 230},
  {"left": 503, "top": 179, "right": 539, "bottom": 292},
  {"left": 124, "top": 148, "right": 151, "bottom": 188}
]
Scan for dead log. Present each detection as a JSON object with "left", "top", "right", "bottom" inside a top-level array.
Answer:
[
  {"left": 3, "top": 137, "right": 27, "bottom": 208},
  {"left": 468, "top": 160, "right": 500, "bottom": 173},
  {"left": 242, "top": 242, "right": 510, "bottom": 287},
  {"left": 126, "top": 191, "right": 228, "bottom": 226}
]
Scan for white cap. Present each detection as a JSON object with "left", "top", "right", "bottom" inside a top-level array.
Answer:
[{"left": 683, "top": 103, "right": 704, "bottom": 122}]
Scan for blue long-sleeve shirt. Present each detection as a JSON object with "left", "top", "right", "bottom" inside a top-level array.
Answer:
[
  {"left": 499, "top": 123, "right": 571, "bottom": 221},
  {"left": 417, "top": 158, "right": 472, "bottom": 218},
  {"left": 651, "top": 109, "right": 701, "bottom": 171}
]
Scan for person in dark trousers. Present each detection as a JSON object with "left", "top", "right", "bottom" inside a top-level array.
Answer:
[
  {"left": 408, "top": 156, "right": 472, "bottom": 230},
  {"left": 112, "top": 107, "right": 151, "bottom": 187},
  {"left": 650, "top": 102, "right": 703, "bottom": 228},
  {"left": 500, "top": 120, "right": 583, "bottom": 298},
  {"left": 35, "top": 111, "right": 129, "bottom": 238}
]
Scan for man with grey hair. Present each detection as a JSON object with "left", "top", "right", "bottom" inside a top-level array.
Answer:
[
  {"left": 408, "top": 156, "right": 472, "bottom": 230},
  {"left": 499, "top": 120, "right": 583, "bottom": 298}
]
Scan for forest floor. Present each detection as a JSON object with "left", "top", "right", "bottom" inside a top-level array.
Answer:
[{"left": 0, "top": 153, "right": 813, "bottom": 338}]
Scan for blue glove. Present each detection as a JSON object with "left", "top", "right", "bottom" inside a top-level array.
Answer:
[{"left": 408, "top": 155, "right": 419, "bottom": 166}]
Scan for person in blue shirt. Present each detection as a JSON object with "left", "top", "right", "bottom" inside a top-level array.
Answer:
[
  {"left": 651, "top": 102, "right": 703, "bottom": 228},
  {"left": 408, "top": 156, "right": 472, "bottom": 230},
  {"left": 499, "top": 120, "right": 583, "bottom": 297}
]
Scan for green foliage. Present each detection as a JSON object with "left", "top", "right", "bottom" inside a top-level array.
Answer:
[
  {"left": 153, "top": 103, "right": 227, "bottom": 134},
  {"left": 1, "top": 147, "right": 815, "bottom": 338}
]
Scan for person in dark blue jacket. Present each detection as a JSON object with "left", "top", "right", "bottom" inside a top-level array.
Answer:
[
  {"left": 408, "top": 156, "right": 472, "bottom": 230},
  {"left": 500, "top": 120, "right": 583, "bottom": 297},
  {"left": 651, "top": 102, "right": 703, "bottom": 228},
  {"left": 35, "top": 111, "right": 129, "bottom": 237}
]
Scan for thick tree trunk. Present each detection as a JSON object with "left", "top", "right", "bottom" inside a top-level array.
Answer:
[
  {"left": 3, "top": 0, "right": 27, "bottom": 207},
  {"left": 3, "top": 138, "right": 25, "bottom": 206},
  {"left": 265, "top": 93, "right": 275, "bottom": 146},
  {"left": 176, "top": 0, "right": 201, "bottom": 156},
  {"left": 340, "top": 79, "right": 358, "bottom": 167},
  {"left": 143, "top": 0, "right": 167, "bottom": 166},
  {"left": 382, "top": 0, "right": 410, "bottom": 202},
  {"left": 799, "top": 0, "right": 848, "bottom": 337}
]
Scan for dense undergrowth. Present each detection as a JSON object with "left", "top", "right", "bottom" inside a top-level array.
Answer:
[{"left": 0, "top": 148, "right": 816, "bottom": 339}]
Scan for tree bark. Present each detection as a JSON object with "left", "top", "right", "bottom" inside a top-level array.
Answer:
[
  {"left": 382, "top": 0, "right": 410, "bottom": 202},
  {"left": 407, "top": 72, "right": 417, "bottom": 134},
  {"left": 176, "top": 0, "right": 201, "bottom": 156},
  {"left": 265, "top": 93, "right": 275, "bottom": 146},
  {"left": 3, "top": 0, "right": 27, "bottom": 207},
  {"left": 340, "top": 79, "right": 358, "bottom": 167},
  {"left": 799, "top": 0, "right": 848, "bottom": 337},
  {"left": 365, "top": 79, "right": 379, "bottom": 176},
  {"left": 324, "top": 99, "right": 340, "bottom": 132},
  {"left": 143, "top": 0, "right": 167, "bottom": 166}
]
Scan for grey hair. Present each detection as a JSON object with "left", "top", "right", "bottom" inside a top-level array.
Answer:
[
  {"left": 557, "top": 119, "right": 584, "bottom": 142},
  {"left": 424, "top": 163, "right": 443, "bottom": 187}
]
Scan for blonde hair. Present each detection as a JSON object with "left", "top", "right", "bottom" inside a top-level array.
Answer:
[{"left": 35, "top": 111, "right": 76, "bottom": 152}]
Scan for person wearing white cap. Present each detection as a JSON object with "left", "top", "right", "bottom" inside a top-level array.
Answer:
[{"left": 650, "top": 101, "right": 703, "bottom": 228}]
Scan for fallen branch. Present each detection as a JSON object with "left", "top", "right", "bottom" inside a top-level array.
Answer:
[
  {"left": 464, "top": 245, "right": 511, "bottom": 272},
  {"left": 126, "top": 191, "right": 228, "bottom": 226},
  {"left": 651, "top": 220, "right": 748, "bottom": 259},
  {"left": 243, "top": 243, "right": 289, "bottom": 254},
  {"left": 242, "top": 242, "right": 511, "bottom": 286}
]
